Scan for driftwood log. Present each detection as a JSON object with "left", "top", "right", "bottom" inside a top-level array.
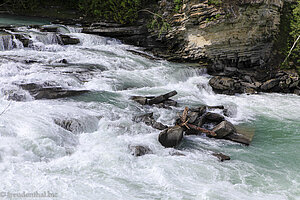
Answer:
[{"left": 179, "top": 107, "right": 217, "bottom": 137}]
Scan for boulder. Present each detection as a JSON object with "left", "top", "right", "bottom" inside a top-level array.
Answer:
[
  {"left": 294, "top": 89, "right": 300, "bottom": 95},
  {"left": 224, "top": 126, "right": 255, "bottom": 145},
  {"left": 129, "top": 145, "right": 152, "bottom": 157},
  {"left": 133, "top": 113, "right": 168, "bottom": 130},
  {"left": 260, "top": 79, "right": 279, "bottom": 91},
  {"left": 212, "top": 153, "right": 231, "bottom": 162},
  {"left": 209, "top": 76, "right": 242, "bottom": 95},
  {"left": 212, "top": 120, "right": 236, "bottom": 138},
  {"left": 204, "top": 112, "right": 225, "bottom": 123},
  {"left": 130, "top": 91, "right": 178, "bottom": 108},
  {"left": 187, "top": 112, "right": 199, "bottom": 124},
  {"left": 148, "top": 90, "right": 177, "bottom": 105},
  {"left": 54, "top": 117, "right": 99, "bottom": 134},
  {"left": 19, "top": 83, "right": 89, "bottom": 99},
  {"left": 158, "top": 126, "right": 184, "bottom": 148},
  {"left": 59, "top": 34, "right": 80, "bottom": 45},
  {"left": 130, "top": 96, "right": 148, "bottom": 105},
  {"left": 163, "top": 99, "right": 178, "bottom": 107},
  {"left": 15, "top": 34, "right": 30, "bottom": 47}
]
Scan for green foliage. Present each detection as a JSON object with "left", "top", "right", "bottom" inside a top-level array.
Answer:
[
  {"left": 148, "top": 16, "right": 170, "bottom": 38},
  {"left": 1, "top": 0, "right": 158, "bottom": 24},
  {"left": 289, "top": 0, "right": 300, "bottom": 68},
  {"left": 174, "top": 0, "right": 182, "bottom": 12},
  {"left": 5, "top": 0, "right": 40, "bottom": 11},
  {"left": 279, "top": 0, "right": 300, "bottom": 73},
  {"left": 208, "top": 0, "right": 222, "bottom": 6},
  {"left": 78, "top": 0, "right": 141, "bottom": 24},
  {"left": 205, "top": 13, "right": 221, "bottom": 22}
]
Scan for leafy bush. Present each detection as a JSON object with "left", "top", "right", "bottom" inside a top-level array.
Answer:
[
  {"left": 174, "top": 0, "right": 182, "bottom": 12},
  {"left": 78, "top": 0, "right": 142, "bottom": 24},
  {"left": 289, "top": 0, "right": 300, "bottom": 68}
]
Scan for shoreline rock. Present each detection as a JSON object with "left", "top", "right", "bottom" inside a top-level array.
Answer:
[{"left": 209, "top": 70, "right": 300, "bottom": 95}]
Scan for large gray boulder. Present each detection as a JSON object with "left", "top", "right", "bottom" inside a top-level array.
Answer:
[
  {"left": 212, "top": 120, "right": 236, "bottom": 138},
  {"left": 158, "top": 126, "right": 184, "bottom": 148}
]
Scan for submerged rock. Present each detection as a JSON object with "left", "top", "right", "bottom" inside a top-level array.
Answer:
[
  {"left": 212, "top": 153, "right": 231, "bottom": 162},
  {"left": 19, "top": 83, "right": 89, "bottom": 100},
  {"left": 129, "top": 145, "right": 152, "bottom": 157},
  {"left": 224, "top": 126, "right": 255, "bottom": 145},
  {"left": 54, "top": 116, "right": 99, "bottom": 134},
  {"left": 158, "top": 126, "right": 184, "bottom": 148},
  {"left": 133, "top": 113, "right": 168, "bottom": 130}
]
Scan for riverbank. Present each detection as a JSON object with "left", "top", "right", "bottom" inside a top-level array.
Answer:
[
  {"left": 0, "top": 0, "right": 299, "bottom": 96},
  {"left": 0, "top": 22, "right": 299, "bottom": 199}
]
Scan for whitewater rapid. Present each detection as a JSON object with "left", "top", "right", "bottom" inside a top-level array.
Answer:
[{"left": 0, "top": 26, "right": 299, "bottom": 200}]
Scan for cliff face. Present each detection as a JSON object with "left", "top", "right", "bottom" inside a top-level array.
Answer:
[{"left": 157, "top": 0, "right": 284, "bottom": 80}]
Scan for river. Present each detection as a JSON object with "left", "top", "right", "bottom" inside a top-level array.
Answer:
[{"left": 0, "top": 16, "right": 299, "bottom": 200}]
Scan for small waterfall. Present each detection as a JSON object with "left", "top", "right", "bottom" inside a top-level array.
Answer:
[
  {"left": 12, "top": 35, "right": 24, "bottom": 49},
  {"left": 57, "top": 25, "right": 83, "bottom": 33},
  {"left": 35, "top": 33, "right": 60, "bottom": 45},
  {"left": 0, "top": 34, "right": 14, "bottom": 51},
  {"left": 66, "top": 26, "right": 82, "bottom": 33}
]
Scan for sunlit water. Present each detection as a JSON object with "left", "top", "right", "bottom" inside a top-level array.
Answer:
[{"left": 0, "top": 25, "right": 299, "bottom": 200}]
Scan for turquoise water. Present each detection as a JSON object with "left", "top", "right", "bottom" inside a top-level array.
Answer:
[
  {"left": 0, "top": 14, "right": 50, "bottom": 25},
  {"left": 0, "top": 22, "right": 299, "bottom": 200}
]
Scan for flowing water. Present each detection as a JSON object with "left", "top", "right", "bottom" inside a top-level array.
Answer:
[{"left": 0, "top": 21, "right": 299, "bottom": 200}]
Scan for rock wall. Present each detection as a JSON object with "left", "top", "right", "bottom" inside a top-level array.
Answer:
[{"left": 158, "top": 0, "right": 285, "bottom": 80}]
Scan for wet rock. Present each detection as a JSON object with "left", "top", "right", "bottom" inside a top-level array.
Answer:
[
  {"left": 198, "top": 106, "right": 207, "bottom": 116},
  {"left": 187, "top": 112, "right": 199, "bottom": 124},
  {"left": 212, "top": 153, "right": 231, "bottom": 162},
  {"left": 40, "top": 25, "right": 58, "bottom": 32},
  {"left": 25, "top": 60, "right": 38, "bottom": 64},
  {"left": 59, "top": 34, "right": 80, "bottom": 45},
  {"left": 212, "top": 120, "right": 236, "bottom": 138},
  {"left": 130, "top": 91, "right": 178, "bottom": 108},
  {"left": 163, "top": 99, "right": 178, "bottom": 107},
  {"left": 133, "top": 113, "right": 168, "bottom": 130},
  {"left": 158, "top": 126, "right": 184, "bottom": 148},
  {"left": 244, "top": 87, "right": 257, "bottom": 94},
  {"left": 127, "top": 49, "right": 161, "bottom": 60},
  {"left": 7, "top": 93, "right": 27, "bottom": 101},
  {"left": 54, "top": 116, "right": 99, "bottom": 134},
  {"left": 244, "top": 75, "right": 253, "bottom": 83},
  {"left": 129, "top": 145, "right": 152, "bottom": 157},
  {"left": 19, "top": 83, "right": 89, "bottom": 99},
  {"left": 207, "top": 105, "right": 225, "bottom": 110},
  {"left": 260, "top": 79, "right": 279, "bottom": 91},
  {"left": 209, "top": 76, "right": 242, "bottom": 95},
  {"left": 294, "top": 89, "right": 300, "bottom": 95},
  {"left": 15, "top": 34, "right": 30, "bottom": 47},
  {"left": 224, "top": 67, "right": 238, "bottom": 76},
  {"left": 224, "top": 126, "right": 255, "bottom": 145},
  {"left": 148, "top": 90, "right": 177, "bottom": 105},
  {"left": 130, "top": 96, "right": 149, "bottom": 105},
  {"left": 59, "top": 59, "right": 68, "bottom": 64},
  {"left": 204, "top": 112, "right": 225, "bottom": 123},
  {"left": 170, "top": 151, "right": 186, "bottom": 156}
]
